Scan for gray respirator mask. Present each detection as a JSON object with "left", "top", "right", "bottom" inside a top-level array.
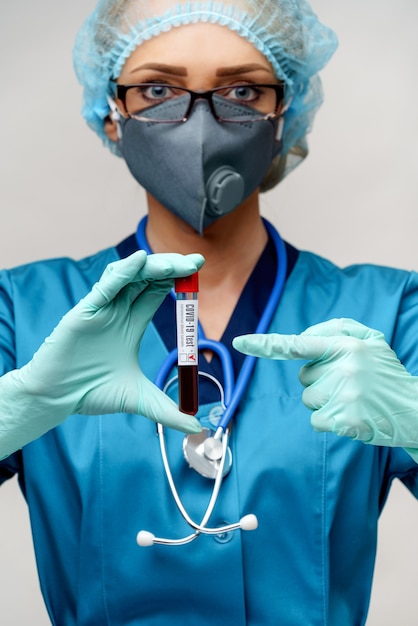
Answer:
[{"left": 114, "top": 97, "right": 282, "bottom": 234}]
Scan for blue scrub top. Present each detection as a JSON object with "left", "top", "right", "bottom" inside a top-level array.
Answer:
[{"left": 1, "top": 230, "right": 418, "bottom": 626}]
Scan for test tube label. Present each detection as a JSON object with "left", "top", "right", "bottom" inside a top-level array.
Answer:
[{"left": 176, "top": 300, "right": 198, "bottom": 366}]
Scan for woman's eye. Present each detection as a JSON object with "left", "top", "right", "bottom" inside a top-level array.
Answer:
[
  {"left": 225, "top": 85, "right": 258, "bottom": 102},
  {"left": 143, "top": 85, "right": 172, "bottom": 100},
  {"left": 124, "top": 84, "right": 184, "bottom": 115}
]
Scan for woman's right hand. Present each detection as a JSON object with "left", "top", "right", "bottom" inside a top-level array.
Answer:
[{"left": 0, "top": 251, "right": 203, "bottom": 459}]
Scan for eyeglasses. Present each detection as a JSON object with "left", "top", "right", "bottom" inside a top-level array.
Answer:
[{"left": 115, "top": 83, "right": 285, "bottom": 123}]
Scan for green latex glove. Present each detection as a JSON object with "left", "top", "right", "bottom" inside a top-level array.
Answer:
[
  {"left": 0, "top": 251, "right": 204, "bottom": 459},
  {"left": 233, "top": 318, "right": 418, "bottom": 461}
]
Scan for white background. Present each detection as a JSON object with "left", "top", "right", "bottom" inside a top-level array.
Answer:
[{"left": 1, "top": 1, "right": 418, "bottom": 623}]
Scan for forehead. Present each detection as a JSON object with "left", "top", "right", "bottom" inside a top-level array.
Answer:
[{"left": 119, "top": 22, "right": 273, "bottom": 76}]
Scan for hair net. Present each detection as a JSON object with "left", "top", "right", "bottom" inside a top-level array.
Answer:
[{"left": 73, "top": 0, "right": 338, "bottom": 188}]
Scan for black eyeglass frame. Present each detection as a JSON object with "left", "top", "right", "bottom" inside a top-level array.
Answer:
[{"left": 114, "top": 82, "right": 285, "bottom": 123}]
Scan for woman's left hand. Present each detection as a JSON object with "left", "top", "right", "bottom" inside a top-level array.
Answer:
[{"left": 233, "top": 318, "right": 418, "bottom": 450}]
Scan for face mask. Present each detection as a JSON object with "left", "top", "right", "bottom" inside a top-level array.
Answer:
[{"left": 115, "top": 98, "right": 282, "bottom": 234}]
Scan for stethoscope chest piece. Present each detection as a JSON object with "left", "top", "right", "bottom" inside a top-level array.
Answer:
[{"left": 183, "top": 428, "right": 232, "bottom": 479}]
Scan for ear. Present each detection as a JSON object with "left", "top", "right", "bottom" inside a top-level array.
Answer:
[{"left": 104, "top": 115, "right": 119, "bottom": 143}]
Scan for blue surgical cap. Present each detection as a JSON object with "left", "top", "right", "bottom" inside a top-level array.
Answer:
[{"left": 73, "top": 0, "right": 338, "bottom": 188}]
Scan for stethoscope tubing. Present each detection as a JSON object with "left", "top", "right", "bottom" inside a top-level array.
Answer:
[
  {"left": 137, "top": 424, "right": 258, "bottom": 546},
  {"left": 156, "top": 423, "right": 230, "bottom": 542},
  {"left": 135, "top": 216, "right": 286, "bottom": 545}
]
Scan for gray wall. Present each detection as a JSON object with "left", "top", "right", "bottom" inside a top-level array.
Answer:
[{"left": 1, "top": 1, "right": 418, "bottom": 623}]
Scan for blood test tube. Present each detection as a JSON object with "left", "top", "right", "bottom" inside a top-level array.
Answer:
[{"left": 175, "top": 273, "right": 199, "bottom": 415}]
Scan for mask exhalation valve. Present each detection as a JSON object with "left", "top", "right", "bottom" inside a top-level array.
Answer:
[{"left": 205, "top": 166, "right": 245, "bottom": 216}]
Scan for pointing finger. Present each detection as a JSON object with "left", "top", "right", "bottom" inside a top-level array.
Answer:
[{"left": 232, "top": 333, "right": 335, "bottom": 361}]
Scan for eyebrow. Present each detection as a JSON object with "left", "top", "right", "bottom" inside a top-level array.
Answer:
[
  {"left": 216, "top": 63, "right": 272, "bottom": 76},
  {"left": 128, "top": 62, "right": 271, "bottom": 77},
  {"left": 129, "top": 63, "right": 188, "bottom": 76}
]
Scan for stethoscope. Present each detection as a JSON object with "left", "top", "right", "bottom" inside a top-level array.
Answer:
[{"left": 135, "top": 216, "right": 287, "bottom": 546}]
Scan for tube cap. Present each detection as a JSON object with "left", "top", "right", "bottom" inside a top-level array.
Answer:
[{"left": 175, "top": 272, "right": 199, "bottom": 293}]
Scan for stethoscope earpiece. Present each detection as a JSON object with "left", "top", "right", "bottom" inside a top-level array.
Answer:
[
  {"left": 136, "top": 530, "right": 156, "bottom": 547},
  {"left": 238, "top": 514, "right": 258, "bottom": 531}
]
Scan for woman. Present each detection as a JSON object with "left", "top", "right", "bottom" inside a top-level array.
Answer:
[{"left": 1, "top": 0, "right": 418, "bottom": 624}]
